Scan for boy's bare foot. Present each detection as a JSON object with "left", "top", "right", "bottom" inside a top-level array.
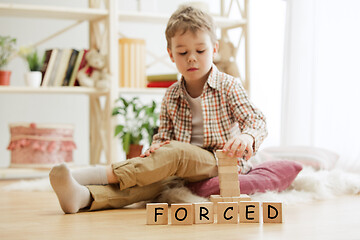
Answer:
[{"left": 49, "top": 163, "right": 92, "bottom": 214}]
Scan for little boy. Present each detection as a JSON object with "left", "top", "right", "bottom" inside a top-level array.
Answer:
[{"left": 49, "top": 6, "right": 267, "bottom": 214}]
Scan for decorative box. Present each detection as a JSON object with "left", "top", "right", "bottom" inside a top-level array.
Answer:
[{"left": 7, "top": 122, "right": 76, "bottom": 167}]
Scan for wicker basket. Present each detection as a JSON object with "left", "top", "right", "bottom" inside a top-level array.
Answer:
[{"left": 7, "top": 122, "right": 76, "bottom": 167}]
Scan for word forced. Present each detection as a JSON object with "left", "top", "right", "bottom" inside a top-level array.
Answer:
[{"left": 146, "top": 201, "right": 282, "bottom": 225}]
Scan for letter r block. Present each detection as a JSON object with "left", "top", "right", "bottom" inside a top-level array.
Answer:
[
  {"left": 146, "top": 203, "right": 168, "bottom": 225},
  {"left": 193, "top": 202, "right": 214, "bottom": 224},
  {"left": 262, "top": 202, "right": 283, "bottom": 223},
  {"left": 171, "top": 203, "right": 193, "bottom": 225}
]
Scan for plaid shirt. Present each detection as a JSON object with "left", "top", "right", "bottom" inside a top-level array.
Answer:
[{"left": 153, "top": 65, "right": 267, "bottom": 155}]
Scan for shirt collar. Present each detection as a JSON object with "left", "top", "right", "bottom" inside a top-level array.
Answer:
[{"left": 173, "top": 64, "right": 221, "bottom": 99}]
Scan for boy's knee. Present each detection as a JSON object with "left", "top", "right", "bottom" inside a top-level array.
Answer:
[
  {"left": 166, "top": 140, "right": 189, "bottom": 151},
  {"left": 155, "top": 141, "right": 187, "bottom": 157}
]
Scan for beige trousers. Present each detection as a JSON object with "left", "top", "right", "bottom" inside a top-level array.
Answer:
[{"left": 87, "top": 141, "right": 218, "bottom": 211}]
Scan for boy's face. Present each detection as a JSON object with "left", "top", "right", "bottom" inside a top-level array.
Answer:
[{"left": 167, "top": 30, "right": 218, "bottom": 85}]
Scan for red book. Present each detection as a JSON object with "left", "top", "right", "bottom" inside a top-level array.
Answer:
[{"left": 146, "top": 81, "right": 177, "bottom": 88}]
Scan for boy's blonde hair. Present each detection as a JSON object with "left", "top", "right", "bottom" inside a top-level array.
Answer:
[{"left": 165, "top": 6, "right": 217, "bottom": 49}]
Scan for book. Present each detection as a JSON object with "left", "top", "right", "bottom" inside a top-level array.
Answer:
[
  {"left": 40, "top": 50, "right": 51, "bottom": 85},
  {"left": 53, "top": 49, "right": 72, "bottom": 86},
  {"left": 68, "top": 49, "right": 87, "bottom": 86},
  {"left": 62, "top": 49, "right": 79, "bottom": 86},
  {"left": 41, "top": 49, "right": 59, "bottom": 87},
  {"left": 47, "top": 49, "right": 63, "bottom": 86},
  {"left": 147, "top": 73, "right": 180, "bottom": 82},
  {"left": 146, "top": 81, "right": 177, "bottom": 88}
]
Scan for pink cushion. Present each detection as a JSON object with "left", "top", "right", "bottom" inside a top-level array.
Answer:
[{"left": 186, "top": 160, "right": 303, "bottom": 198}]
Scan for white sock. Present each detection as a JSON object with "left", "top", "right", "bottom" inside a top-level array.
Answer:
[
  {"left": 71, "top": 165, "right": 108, "bottom": 185},
  {"left": 49, "top": 163, "right": 92, "bottom": 214}
]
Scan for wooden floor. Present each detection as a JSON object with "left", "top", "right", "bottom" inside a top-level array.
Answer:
[{"left": 1, "top": 179, "right": 360, "bottom": 240}]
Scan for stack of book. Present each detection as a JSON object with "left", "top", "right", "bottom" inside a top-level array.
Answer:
[
  {"left": 40, "top": 48, "right": 88, "bottom": 87},
  {"left": 146, "top": 73, "right": 179, "bottom": 88}
]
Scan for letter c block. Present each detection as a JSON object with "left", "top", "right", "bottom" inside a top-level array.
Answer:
[
  {"left": 217, "top": 202, "right": 239, "bottom": 224},
  {"left": 146, "top": 203, "right": 168, "bottom": 225}
]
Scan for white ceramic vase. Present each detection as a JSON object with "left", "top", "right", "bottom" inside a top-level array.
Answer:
[{"left": 24, "top": 71, "right": 42, "bottom": 87}]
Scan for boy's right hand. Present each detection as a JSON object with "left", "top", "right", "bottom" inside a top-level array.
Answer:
[{"left": 140, "top": 140, "right": 171, "bottom": 157}]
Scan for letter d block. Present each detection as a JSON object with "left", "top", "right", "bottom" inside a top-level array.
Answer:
[
  {"left": 239, "top": 201, "right": 260, "bottom": 223},
  {"left": 193, "top": 202, "right": 214, "bottom": 224},
  {"left": 171, "top": 203, "right": 193, "bottom": 225},
  {"left": 146, "top": 203, "right": 168, "bottom": 225},
  {"left": 217, "top": 202, "right": 238, "bottom": 224},
  {"left": 263, "top": 202, "right": 283, "bottom": 223}
]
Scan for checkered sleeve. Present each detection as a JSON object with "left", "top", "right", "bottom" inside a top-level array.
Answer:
[
  {"left": 228, "top": 80, "right": 268, "bottom": 153},
  {"left": 152, "top": 90, "right": 175, "bottom": 144}
]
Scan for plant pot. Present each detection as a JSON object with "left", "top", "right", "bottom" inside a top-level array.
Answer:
[
  {"left": 0, "top": 70, "right": 11, "bottom": 86},
  {"left": 24, "top": 71, "right": 42, "bottom": 87},
  {"left": 126, "top": 144, "right": 143, "bottom": 159}
]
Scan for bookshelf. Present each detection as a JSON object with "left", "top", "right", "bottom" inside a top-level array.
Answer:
[
  {"left": 0, "top": 86, "right": 108, "bottom": 96},
  {"left": 0, "top": 0, "right": 249, "bottom": 165}
]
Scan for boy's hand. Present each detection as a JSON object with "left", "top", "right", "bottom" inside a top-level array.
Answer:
[
  {"left": 140, "top": 140, "right": 171, "bottom": 157},
  {"left": 223, "top": 134, "right": 254, "bottom": 160}
]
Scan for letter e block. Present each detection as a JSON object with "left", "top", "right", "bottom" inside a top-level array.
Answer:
[
  {"left": 193, "top": 202, "right": 214, "bottom": 224},
  {"left": 171, "top": 203, "right": 193, "bottom": 225},
  {"left": 217, "top": 202, "right": 238, "bottom": 224},
  {"left": 263, "top": 202, "right": 283, "bottom": 223},
  {"left": 239, "top": 201, "right": 260, "bottom": 223},
  {"left": 146, "top": 203, "right": 168, "bottom": 225}
]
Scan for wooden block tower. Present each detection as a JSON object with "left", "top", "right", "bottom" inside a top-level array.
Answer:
[{"left": 210, "top": 150, "right": 251, "bottom": 210}]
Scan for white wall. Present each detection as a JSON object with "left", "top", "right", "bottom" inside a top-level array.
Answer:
[{"left": 0, "top": 0, "right": 285, "bottom": 167}]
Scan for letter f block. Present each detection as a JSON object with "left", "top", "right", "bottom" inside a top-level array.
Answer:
[{"left": 146, "top": 203, "right": 168, "bottom": 225}]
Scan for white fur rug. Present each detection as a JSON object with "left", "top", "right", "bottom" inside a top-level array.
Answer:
[{"left": 3, "top": 166, "right": 360, "bottom": 205}]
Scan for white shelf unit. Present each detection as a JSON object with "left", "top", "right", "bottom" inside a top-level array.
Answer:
[
  {"left": 0, "top": 0, "right": 249, "bottom": 164},
  {"left": 0, "top": 1, "right": 118, "bottom": 165}
]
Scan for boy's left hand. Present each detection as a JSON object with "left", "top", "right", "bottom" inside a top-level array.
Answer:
[{"left": 223, "top": 134, "right": 254, "bottom": 160}]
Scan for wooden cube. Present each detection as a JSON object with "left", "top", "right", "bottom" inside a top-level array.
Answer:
[
  {"left": 146, "top": 203, "right": 168, "bottom": 225},
  {"left": 222, "top": 197, "right": 233, "bottom": 202},
  {"left": 239, "top": 202, "right": 260, "bottom": 223},
  {"left": 217, "top": 155, "right": 238, "bottom": 166},
  {"left": 210, "top": 195, "right": 223, "bottom": 212},
  {"left": 215, "top": 150, "right": 229, "bottom": 159},
  {"left": 171, "top": 203, "right": 193, "bottom": 225},
  {"left": 232, "top": 194, "right": 252, "bottom": 202},
  {"left": 218, "top": 166, "right": 238, "bottom": 174},
  {"left": 220, "top": 187, "right": 240, "bottom": 197},
  {"left": 217, "top": 202, "right": 239, "bottom": 224},
  {"left": 219, "top": 180, "right": 239, "bottom": 190},
  {"left": 262, "top": 202, "right": 283, "bottom": 223},
  {"left": 193, "top": 202, "right": 214, "bottom": 224},
  {"left": 219, "top": 172, "right": 239, "bottom": 182}
]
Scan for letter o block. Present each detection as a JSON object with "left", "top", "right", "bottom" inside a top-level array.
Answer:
[
  {"left": 171, "top": 203, "right": 193, "bottom": 225},
  {"left": 217, "top": 202, "right": 238, "bottom": 224},
  {"left": 146, "top": 203, "right": 168, "bottom": 225}
]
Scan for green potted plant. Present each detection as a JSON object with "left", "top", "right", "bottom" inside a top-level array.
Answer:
[
  {"left": 0, "top": 35, "right": 16, "bottom": 86},
  {"left": 19, "top": 46, "right": 43, "bottom": 87},
  {"left": 112, "top": 96, "right": 159, "bottom": 159}
]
